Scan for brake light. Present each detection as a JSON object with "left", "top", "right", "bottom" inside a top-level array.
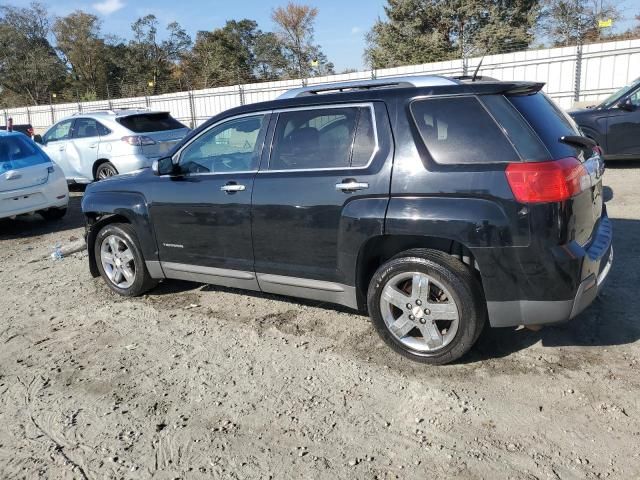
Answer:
[
  {"left": 505, "top": 157, "right": 589, "bottom": 203},
  {"left": 121, "top": 135, "right": 156, "bottom": 146}
]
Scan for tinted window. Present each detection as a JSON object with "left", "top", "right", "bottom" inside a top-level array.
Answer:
[
  {"left": 0, "top": 135, "right": 48, "bottom": 172},
  {"left": 73, "top": 118, "right": 109, "bottom": 138},
  {"left": 481, "top": 95, "right": 549, "bottom": 161},
  {"left": 179, "top": 115, "right": 265, "bottom": 174},
  {"left": 44, "top": 120, "right": 73, "bottom": 143},
  {"left": 117, "top": 113, "right": 185, "bottom": 133},
  {"left": 270, "top": 107, "right": 364, "bottom": 170},
  {"left": 508, "top": 92, "right": 580, "bottom": 159},
  {"left": 629, "top": 89, "right": 640, "bottom": 107},
  {"left": 411, "top": 97, "right": 518, "bottom": 164}
]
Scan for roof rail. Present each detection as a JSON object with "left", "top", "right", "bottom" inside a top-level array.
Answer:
[
  {"left": 72, "top": 106, "right": 151, "bottom": 116},
  {"left": 277, "top": 75, "right": 459, "bottom": 99}
]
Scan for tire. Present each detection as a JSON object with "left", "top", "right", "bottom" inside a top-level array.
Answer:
[
  {"left": 94, "top": 223, "right": 157, "bottom": 296},
  {"left": 39, "top": 207, "right": 67, "bottom": 220},
  {"left": 95, "top": 162, "right": 118, "bottom": 180},
  {"left": 367, "top": 249, "right": 486, "bottom": 365}
]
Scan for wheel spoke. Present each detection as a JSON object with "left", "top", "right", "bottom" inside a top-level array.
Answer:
[
  {"left": 113, "top": 269, "right": 124, "bottom": 284},
  {"left": 120, "top": 248, "right": 134, "bottom": 264},
  {"left": 121, "top": 265, "right": 134, "bottom": 281},
  {"left": 101, "top": 252, "right": 115, "bottom": 265},
  {"left": 411, "top": 273, "right": 429, "bottom": 300},
  {"left": 389, "top": 314, "right": 415, "bottom": 338},
  {"left": 381, "top": 285, "right": 410, "bottom": 309},
  {"left": 108, "top": 236, "right": 119, "bottom": 253},
  {"left": 427, "top": 302, "right": 458, "bottom": 320},
  {"left": 418, "top": 322, "right": 444, "bottom": 349}
]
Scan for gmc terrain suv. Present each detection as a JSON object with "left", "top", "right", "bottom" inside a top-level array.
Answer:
[{"left": 82, "top": 76, "right": 612, "bottom": 364}]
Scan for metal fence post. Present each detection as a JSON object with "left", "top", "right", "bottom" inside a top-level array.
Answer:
[
  {"left": 3, "top": 110, "right": 8, "bottom": 127},
  {"left": 188, "top": 90, "right": 196, "bottom": 128},
  {"left": 50, "top": 104, "right": 55, "bottom": 125},
  {"left": 26, "top": 106, "right": 31, "bottom": 126},
  {"left": 238, "top": 85, "right": 245, "bottom": 106},
  {"left": 145, "top": 96, "right": 151, "bottom": 108},
  {"left": 574, "top": 43, "right": 583, "bottom": 103}
]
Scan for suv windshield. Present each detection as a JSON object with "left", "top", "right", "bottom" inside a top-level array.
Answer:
[
  {"left": 597, "top": 78, "right": 640, "bottom": 109},
  {"left": 0, "top": 135, "right": 48, "bottom": 172},
  {"left": 117, "top": 113, "right": 186, "bottom": 133}
]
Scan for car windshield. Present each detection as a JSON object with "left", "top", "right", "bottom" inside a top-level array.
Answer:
[
  {"left": 598, "top": 78, "right": 640, "bottom": 108},
  {"left": 0, "top": 135, "right": 48, "bottom": 173}
]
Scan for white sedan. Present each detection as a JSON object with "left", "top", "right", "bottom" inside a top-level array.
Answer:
[{"left": 0, "top": 131, "right": 68, "bottom": 221}]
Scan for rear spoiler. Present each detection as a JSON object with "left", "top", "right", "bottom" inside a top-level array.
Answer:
[{"left": 502, "top": 82, "right": 545, "bottom": 96}]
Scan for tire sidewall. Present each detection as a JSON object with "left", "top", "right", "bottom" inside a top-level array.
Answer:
[
  {"left": 96, "top": 162, "right": 117, "bottom": 180},
  {"left": 95, "top": 224, "right": 147, "bottom": 296},
  {"left": 367, "top": 256, "right": 478, "bottom": 364}
]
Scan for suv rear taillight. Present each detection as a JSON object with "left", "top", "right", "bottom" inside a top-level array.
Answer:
[
  {"left": 121, "top": 135, "right": 156, "bottom": 146},
  {"left": 505, "top": 157, "right": 590, "bottom": 203}
]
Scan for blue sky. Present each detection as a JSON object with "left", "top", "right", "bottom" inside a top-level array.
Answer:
[{"left": 6, "top": 0, "right": 640, "bottom": 71}]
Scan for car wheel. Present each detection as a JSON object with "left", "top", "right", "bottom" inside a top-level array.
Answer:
[
  {"left": 367, "top": 249, "right": 486, "bottom": 365},
  {"left": 95, "top": 223, "right": 157, "bottom": 296},
  {"left": 96, "top": 162, "right": 118, "bottom": 180},
  {"left": 39, "top": 207, "right": 67, "bottom": 220}
]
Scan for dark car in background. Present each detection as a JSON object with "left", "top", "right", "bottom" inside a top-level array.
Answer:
[
  {"left": 569, "top": 77, "right": 640, "bottom": 160},
  {"left": 81, "top": 75, "right": 612, "bottom": 365},
  {"left": 1, "top": 123, "right": 35, "bottom": 139}
]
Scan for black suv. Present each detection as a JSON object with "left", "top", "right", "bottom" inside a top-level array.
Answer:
[{"left": 82, "top": 76, "right": 612, "bottom": 364}]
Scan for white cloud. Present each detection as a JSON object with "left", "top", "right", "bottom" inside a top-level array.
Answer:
[
  {"left": 351, "top": 26, "right": 362, "bottom": 35},
  {"left": 93, "top": 0, "right": 126, "bottom": 15}
]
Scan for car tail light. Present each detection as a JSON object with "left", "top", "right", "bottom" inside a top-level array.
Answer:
[
  {"left": 505, "top": 157, "right": 590, "bottom": 203},
  {"left": 121, "top": 135, "right": 156, "bottom": 146}
]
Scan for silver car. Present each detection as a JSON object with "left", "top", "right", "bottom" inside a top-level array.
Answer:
[{"left": 38, "top": 109, "right": 190, "bottom": 183}]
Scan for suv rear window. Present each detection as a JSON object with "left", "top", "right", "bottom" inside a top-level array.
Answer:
[
  {"left": 411, "top": 96, "right": 518, "bottom": 164},
  {"left": 117, "top": 113, "right": 185, "bottom": 133},
  {"left": 0, "top": 135, "right": 48, "bottom": 172},
  {"left": 508, "top": 92, "right": 581, "bottom": 159}
]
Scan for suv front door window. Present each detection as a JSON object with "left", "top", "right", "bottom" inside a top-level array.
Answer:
[
  {"left": 151, "top": 114, "right": 268, "bottom": 285},
  {"left": 252, "top": 104, "right": 391, "bottom": 294}
]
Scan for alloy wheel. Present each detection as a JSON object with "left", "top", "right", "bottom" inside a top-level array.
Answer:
[
  {"left": 100, "top": 234, "right": 136, "bottom": 289},
  {"left": 379, "top": 271, "right": 460, "bottom": 352}
]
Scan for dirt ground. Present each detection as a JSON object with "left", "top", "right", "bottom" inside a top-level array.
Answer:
[{"left": 0, "top": 166, "right": 639, "bottom": 480}]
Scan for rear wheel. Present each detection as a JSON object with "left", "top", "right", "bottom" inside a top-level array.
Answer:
[
  {"left": 367, "top": 249, "right": 485, "bottom": 365},
  {"left": 95, "top": 162, "right": 118, "bottom": 180},
  {"left": 95, "top": 223, "right": 157, "bottom": 296},
  {"left": 39, "top": 207, "right": 67, "bottom": 220}
]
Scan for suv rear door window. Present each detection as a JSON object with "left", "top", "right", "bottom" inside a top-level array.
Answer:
[
  {"left": 411, "top": 96, "right": 518, "bottom": 164},
  {"left": 508, "top": 92, "right": 581, "bottom": 159},
  {"left": 73, "top": 118, "right": 109, "bottom": 138},
  {"left": 117, "top": 113, "right": 185, "bottom": 133},
  {"left": 270, "top": 106, "right": 373, "bottom": 170}
]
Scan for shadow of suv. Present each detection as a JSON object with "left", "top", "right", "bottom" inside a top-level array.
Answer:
[{"left": 81, "top": 76, "right": 613, "bottom": 365}]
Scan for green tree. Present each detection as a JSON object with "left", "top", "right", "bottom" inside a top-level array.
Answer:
[
  {"left": 272, "top": 2, "right": 333, "bottom": 79},
  {"left": 365, "top": 0, "right": 540, "bottom": 69},
  {"left": 253, "top": 31, "right": 288, "bottom": 80},
  {"left": 540, "top": 0, "right": 619, "bottom": 46},
  {"left": 53, "top": 11, "right": 114, "bottom": 100},
  {"left": 126, "top": 15, "right": 191, "bottom": 95},
  {"left": 0, "top": 2, "right": 66, "bottom": 106}
]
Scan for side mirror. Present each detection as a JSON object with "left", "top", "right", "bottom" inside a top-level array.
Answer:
[
  {"left": 617, "top": 98, "right": 636, "bottom": 111},
  {"left": 33, "top": 134, "right": 43, "bottom": 144},
  {"left": 152, "top": 156, "right": 176, "bottom": 176}
]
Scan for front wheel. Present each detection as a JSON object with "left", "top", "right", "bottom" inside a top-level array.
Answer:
[
  {"left": 95, "top": 223, "right": 157, "bottom": 296},
  {"left": 367, "top": 249, "right": 485, "bottom": 365}
]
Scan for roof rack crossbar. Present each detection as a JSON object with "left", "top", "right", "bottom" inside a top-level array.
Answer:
[{"left": 277, "top": 75, "right": 459, "bottom": 99}]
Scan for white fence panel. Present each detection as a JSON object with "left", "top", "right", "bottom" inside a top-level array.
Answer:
[{"left": 3, "top": 38, "right": 640, "bottom": 132}]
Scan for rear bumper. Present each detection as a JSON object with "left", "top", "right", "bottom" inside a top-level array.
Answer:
[
  {"left": 487, "top": 216, "right": 613, "bottom": 327},
  {"left": 0, "top": 174, "right": 69, "bottom": 220}
]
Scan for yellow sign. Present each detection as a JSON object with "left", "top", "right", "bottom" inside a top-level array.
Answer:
[
  {"left": 598, "top": 19, "right": 613, "bottom": 28},
  {"left": 310, "top": 59, "right": 319, "bottom": 67}
]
